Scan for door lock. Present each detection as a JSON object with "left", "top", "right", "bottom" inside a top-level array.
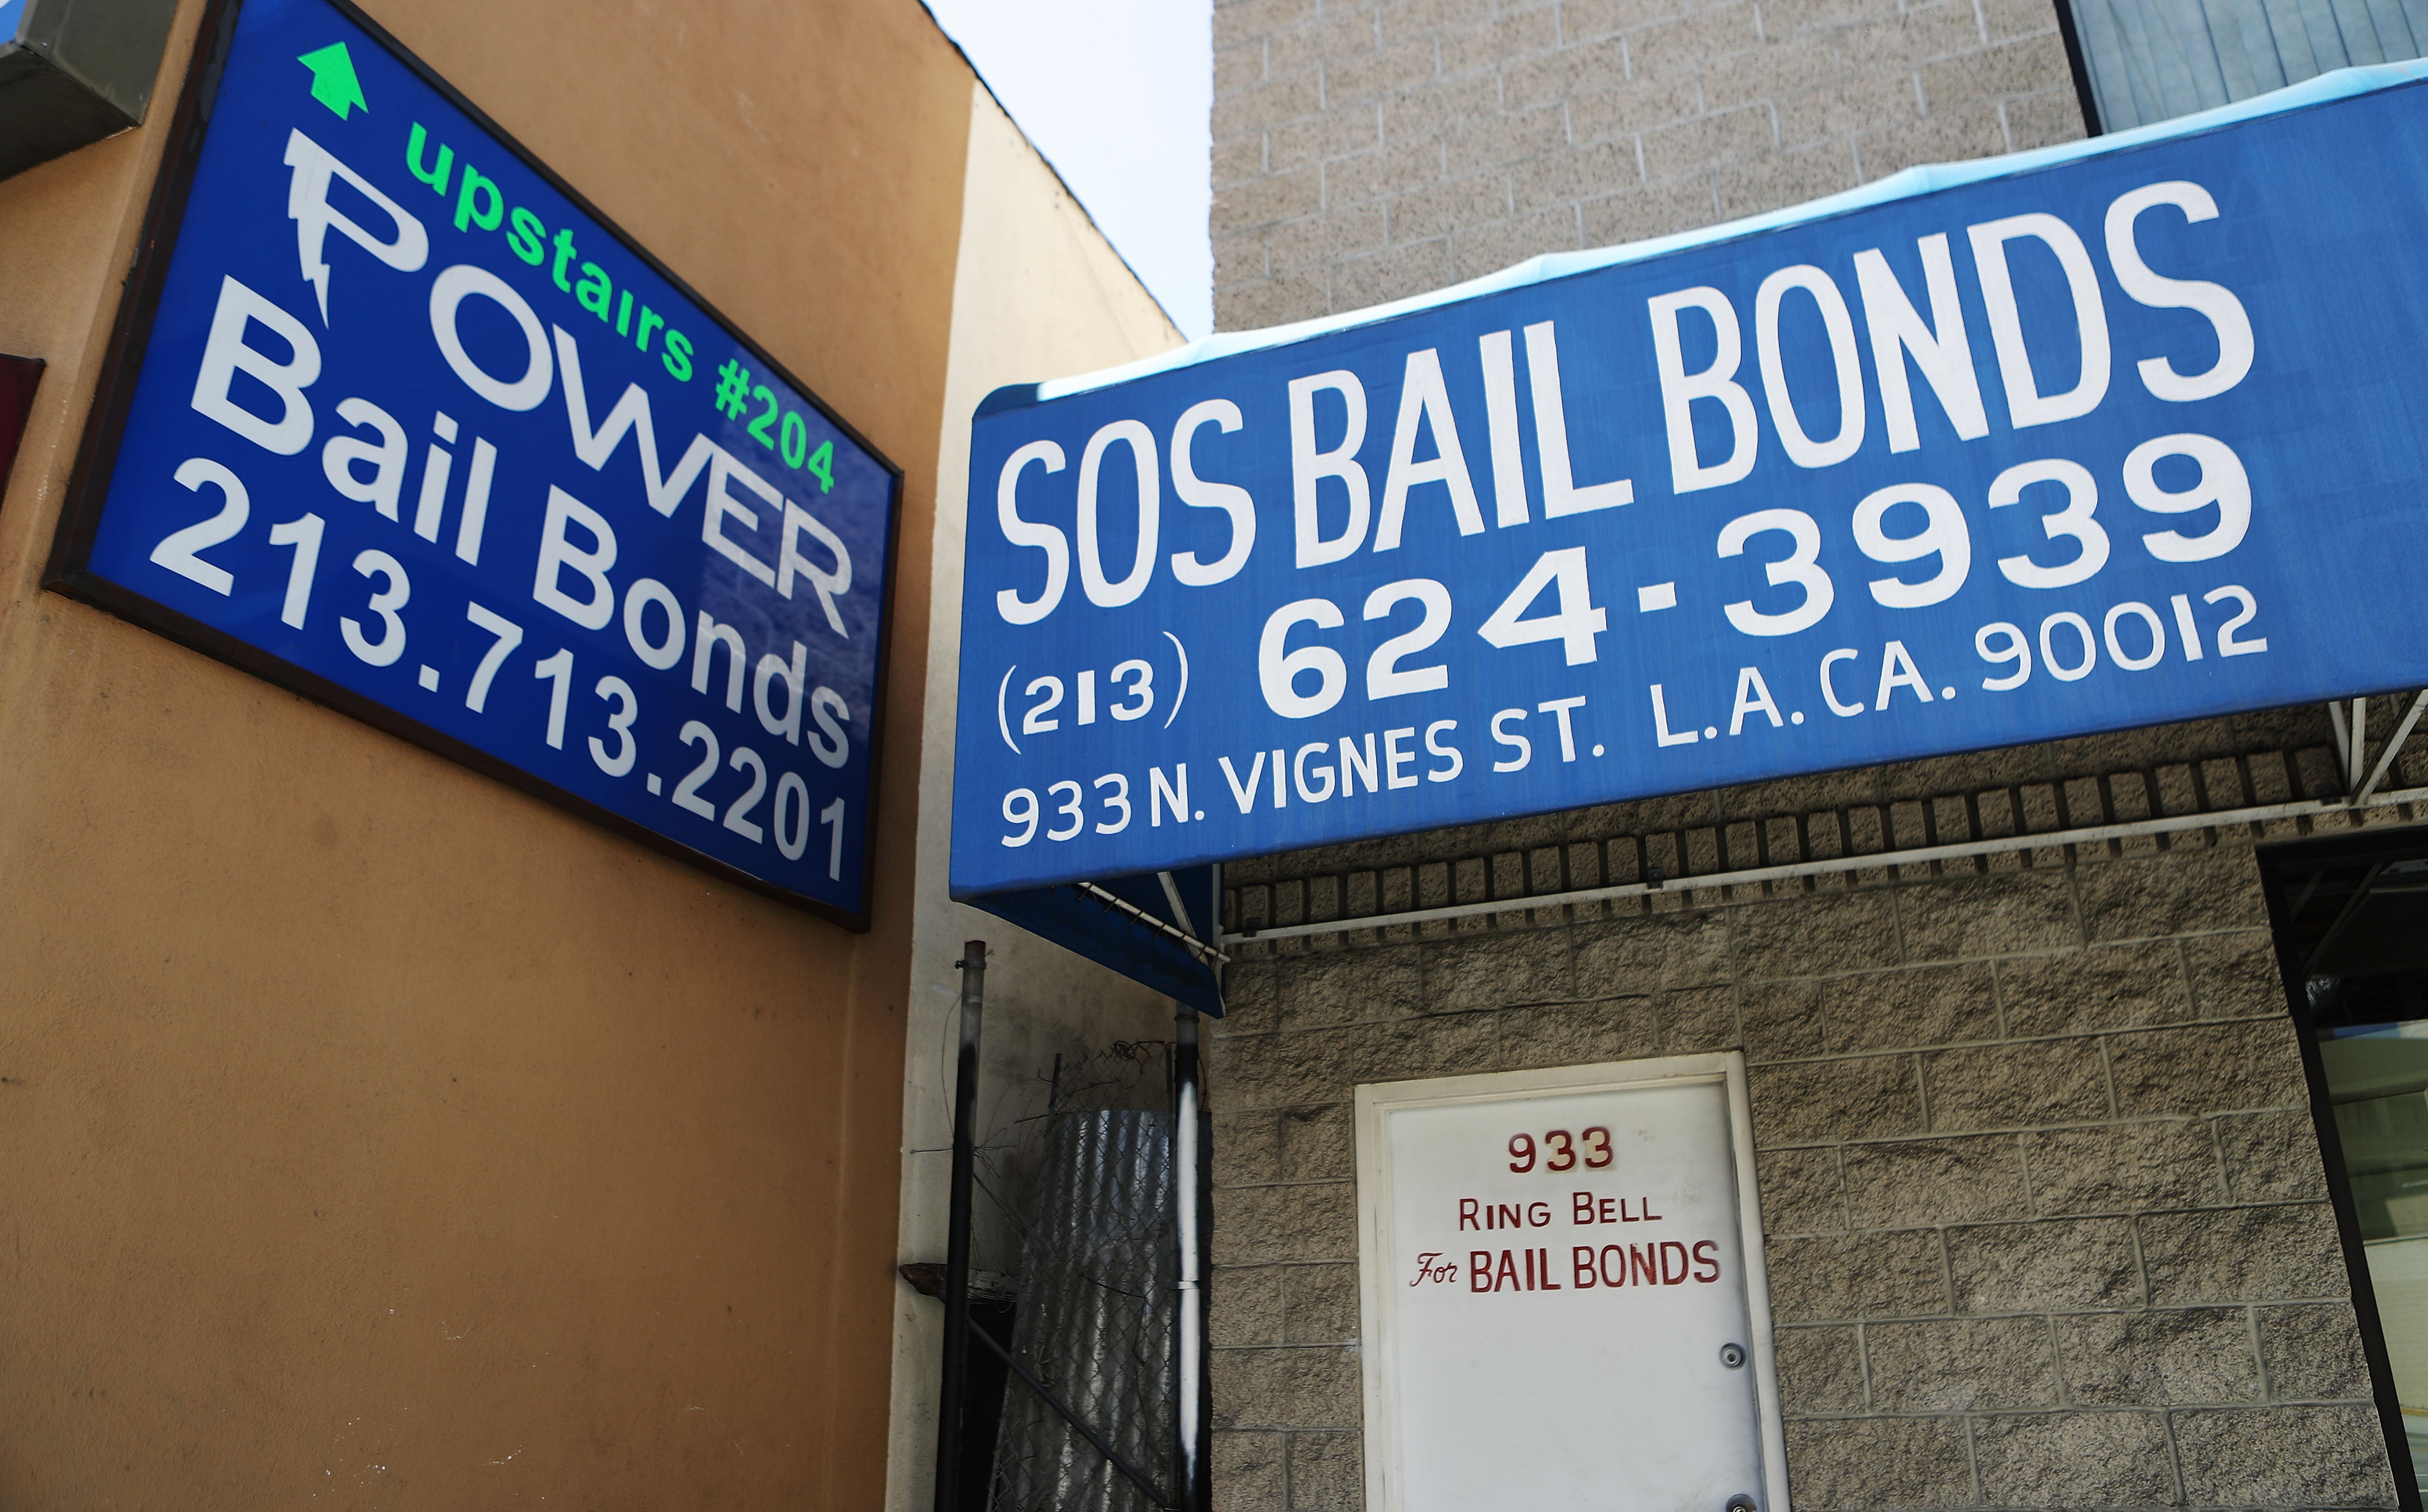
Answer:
[{"left": 1718, "top": 1342, "right": 1747, "bottom": 1369}]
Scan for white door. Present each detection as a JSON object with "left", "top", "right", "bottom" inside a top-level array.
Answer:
[{"left": 1355, "top": 1055, "right": 1788, "bottom": 1512}]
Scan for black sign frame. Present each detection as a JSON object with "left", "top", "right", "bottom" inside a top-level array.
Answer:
[{"left": 43, "top": 0, "right": 906, "bottom": 931}]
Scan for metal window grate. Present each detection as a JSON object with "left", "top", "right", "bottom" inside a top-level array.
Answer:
[{"left": 1221, "top": 718, "right": 2421, "bottom": 951}]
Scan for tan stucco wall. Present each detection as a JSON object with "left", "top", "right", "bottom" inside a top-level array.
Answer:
[
  {"left": 883, "top": 79, "right": 1188, "bottom": 1512},
  {"left": 0, "top": 0, "right": 973, "bottom": 1503}
]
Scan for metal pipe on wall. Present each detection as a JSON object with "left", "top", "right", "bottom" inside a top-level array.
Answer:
[
  {"left": 934, "top": 940, "right": 987, "bottom": 1512},
  {"left": 1172, "top": 1006, "right": 1210, "bottom": 1512}
]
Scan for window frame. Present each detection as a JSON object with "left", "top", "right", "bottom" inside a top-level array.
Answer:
[
  {"left": 2260, "top": 822, "right": 2428, "bottom": 1511},
  {"left": 2051, "top": 0, "right": 2108, "bottom": 133}
]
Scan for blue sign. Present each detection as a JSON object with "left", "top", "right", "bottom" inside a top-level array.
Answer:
[
  {"left": 953, "top": 67, "right": 2428, "bottom": 898},
  {"left": 56, "top": 0, "right": 898, "bottom": 923}
]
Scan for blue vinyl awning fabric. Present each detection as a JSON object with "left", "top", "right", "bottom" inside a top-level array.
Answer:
[
  {"left": 951, "top": 63, "right": 2428, "bottom": 1018},
  {"left": 967, "top": 867, "right": 1226, "bottom": 1016}
]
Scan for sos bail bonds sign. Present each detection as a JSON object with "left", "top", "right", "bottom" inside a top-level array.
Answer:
[
  {"left": 953, "top": 68, "right": 2428, "bottom": 898},
  {"left": 55, "top": 0, "right": 899, "bottom": 924}
]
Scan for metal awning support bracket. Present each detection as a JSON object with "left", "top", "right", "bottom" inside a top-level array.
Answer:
[
  {"left": 2330, "top": 697, "right": 2368, "bottom": 791},
  {"left": 1157, "top": 871, "right": 1197, "bottom": 942},
  {"left": 2354, "top": 691, "right": 2428, "bottom": 807},
  {"left": 1074, "top": 879, "right": 1231, "bottom": 967}
]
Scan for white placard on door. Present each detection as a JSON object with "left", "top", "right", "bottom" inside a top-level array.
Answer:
[{"left": 1354, "top": 1053, "right": 1789, "bottom": 1512}]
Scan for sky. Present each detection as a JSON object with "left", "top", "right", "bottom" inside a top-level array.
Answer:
[{"left": 923, "top": 0, "right": 1216, "bottom": 340}]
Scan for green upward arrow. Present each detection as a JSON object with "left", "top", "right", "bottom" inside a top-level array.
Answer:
[{"left": 297, "top": 42, "right": 366, "bottom": 119}]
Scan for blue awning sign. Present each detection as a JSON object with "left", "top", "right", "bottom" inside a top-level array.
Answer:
[{"left": 952, "top": 65, "right": 2428, "bottom": 901}]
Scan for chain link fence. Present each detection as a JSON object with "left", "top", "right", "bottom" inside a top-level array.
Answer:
[{"left": 977, "top": 1044, "right": 1177, "bottom": 1512}]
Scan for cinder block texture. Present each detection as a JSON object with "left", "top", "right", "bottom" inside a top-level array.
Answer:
[
  {"left": 1207, "top": 709, "right": 2415, "bottom": 1510},
  {"left": 1212, "top": 0, "right": 2091, "bottom": 330},
  {"left": 1204, "top": 5, "right": 2418, "bottom": 1498}
]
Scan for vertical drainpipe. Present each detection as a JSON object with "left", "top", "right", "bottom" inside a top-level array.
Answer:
[
  {"left": 934, "top": 940, "right": 987, "bottom": 1512},
  {"left": 1175, "top": 863, "right": 1220, "bottom": 1512},
  {"left": 1173, "top": 1005, "right": 1206, "bottom": 1512},
  {"left": 1193, "top": 865, "right": 1224, "bottom": 1511}
]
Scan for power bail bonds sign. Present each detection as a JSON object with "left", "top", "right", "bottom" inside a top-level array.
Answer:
[
  {"left": 953, "top": 69, "right": 2428, "bottom": 898},
  {"left": 56, "top": 0, "right": 899, "bottom": 924}
]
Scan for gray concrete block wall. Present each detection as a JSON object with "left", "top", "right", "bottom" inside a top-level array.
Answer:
[
  {"left": 1203, "top": 4, "right": 2413, "bottom": 1505},
  {"left": 1204, "top": 703, "right": 2426, "bottom": 1510},
  {"left": 1212, "top": 0, "right": 2088, "bottom": 331}
]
